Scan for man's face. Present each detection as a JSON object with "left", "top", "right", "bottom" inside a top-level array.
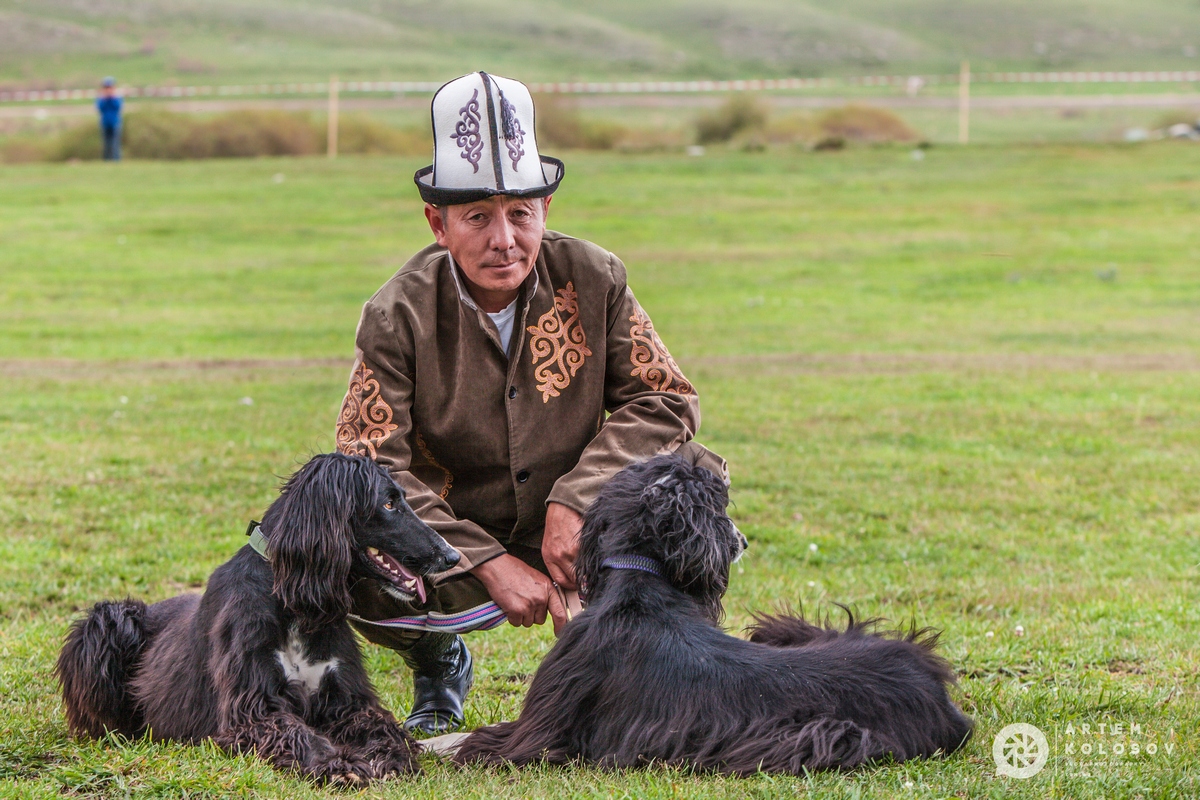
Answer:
[{"left": 426, "top": 195, "right": 550, "bottom": 313}]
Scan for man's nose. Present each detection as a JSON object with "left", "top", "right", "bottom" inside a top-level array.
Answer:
[{"left": 488, "top": 215, "right": 516, "bottom": 251}]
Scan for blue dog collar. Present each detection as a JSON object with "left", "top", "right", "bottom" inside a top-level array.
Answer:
[{"left": 601, "top": 555, "right": 666, "bottom": 577}]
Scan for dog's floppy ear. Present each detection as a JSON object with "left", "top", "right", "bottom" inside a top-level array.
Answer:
[
  {"left": 575, "top": 499, "right": 610, "bottom": 603},
  {"left": 262, "top": 454, "right": 358, "bottom": 630},
  {"left": 641, "top": 461, "right": 734, "bottom": 620}
]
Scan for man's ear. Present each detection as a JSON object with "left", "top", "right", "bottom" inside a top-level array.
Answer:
[
  {"left": 425, "top": 203, "right": 449, "bottom": 247},
  {"left": 543, "top": 195, "right": 552, "bottom": 220}
]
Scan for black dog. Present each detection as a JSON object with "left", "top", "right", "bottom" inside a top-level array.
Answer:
[
  {"left": 57, "top": 452, "right": 460, "bottom": 783},
  {"left": 455, "top": 454, "right": 973, "bottom": 773}
]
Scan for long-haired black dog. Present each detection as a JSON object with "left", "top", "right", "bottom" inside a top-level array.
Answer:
[
  {"left": 57, "top": 452, "right": 460, "bottom": 783},
  {"left": 454, "top": 454, "right": 973, "bottom": 774}
]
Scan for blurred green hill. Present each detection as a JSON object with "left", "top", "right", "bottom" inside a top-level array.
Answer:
[{"left": 3, "top": 0, "right": 1200, "bottom": 87}]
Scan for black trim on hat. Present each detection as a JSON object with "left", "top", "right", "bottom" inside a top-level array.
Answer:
[
  {"left": 478, "top": 72, "right": 506, "bottom": 192},
  {"left": 414, "top": 156, "right": 564, "bottom": 205}
]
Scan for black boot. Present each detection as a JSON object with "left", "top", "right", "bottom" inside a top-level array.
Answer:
[{"left": 399, "top": 632, "right": 473, "bottom": 735}]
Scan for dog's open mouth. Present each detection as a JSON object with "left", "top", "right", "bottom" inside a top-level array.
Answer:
[{"left": 366, "top": 547, "right": 426, "bottom": 604}]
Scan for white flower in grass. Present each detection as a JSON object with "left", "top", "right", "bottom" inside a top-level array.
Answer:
[
  {"left": 1015, "top": 625, "right": 1025, "bottom": 637},
  {"left": 986, "top": 631, "right": 995, "bottom": 638}
]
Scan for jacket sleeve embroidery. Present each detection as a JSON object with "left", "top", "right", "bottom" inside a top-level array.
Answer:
[
  {"left": 336, "top": 361, "right": 400, "bottom": 458},
  {"left": 414, "top": 431, "right": 454, "bottom": 500},
  {"left": 629, "top": 306, "right": 695, "bottom": 395},
  {"left": 527, "top": 281, "right": 593, "bottom": 403}
]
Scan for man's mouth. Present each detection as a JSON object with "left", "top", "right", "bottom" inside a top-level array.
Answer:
[{"left": 366, "top": 546, "right": 426, "bottom": 604}]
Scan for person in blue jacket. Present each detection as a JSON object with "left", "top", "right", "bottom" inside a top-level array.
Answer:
[{"left": 96, "top": 77, "right": 123, "bottom": 161}]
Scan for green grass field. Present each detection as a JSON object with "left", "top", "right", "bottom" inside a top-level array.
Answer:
[
  {"left": 5, "top": 0, "right": 1200, "bottom": 87},
  {"left": 2, "top": 144, "right": 1199, "bottom": 798}
]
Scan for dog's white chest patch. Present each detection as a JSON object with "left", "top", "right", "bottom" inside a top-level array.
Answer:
[{"left": 276, "top": 631, "right": 338, "bottom": 694}]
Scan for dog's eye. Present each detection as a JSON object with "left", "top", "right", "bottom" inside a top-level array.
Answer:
[{"left": 384, "top": 501, "right": 394, "bottom": 510}]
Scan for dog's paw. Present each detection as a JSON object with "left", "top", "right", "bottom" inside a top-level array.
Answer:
[
  {"left": 312, "top": 756, "right": 375, "bottom": 785},
  {"left": 370, "top": 753, "right": 420, "bottom": 779}
]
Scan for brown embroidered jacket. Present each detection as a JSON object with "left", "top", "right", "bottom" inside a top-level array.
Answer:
[{"left": 336, "top": 231, "right": 701, "bottom": 581}]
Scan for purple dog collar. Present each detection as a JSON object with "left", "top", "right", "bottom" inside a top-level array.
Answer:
[{"left": 601, "top": 555, "right": 666, "bottom": 577}]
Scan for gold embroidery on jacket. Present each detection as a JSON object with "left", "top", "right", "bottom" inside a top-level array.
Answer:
[
  {"left": 414, "top": 431, "right": 453, "bottom": 500},
  {"left": 629, "top": 307, "right": 694, "bottom": 395},
  {"left": 527, "top": 281, "right": 593, "bottom": 403},
  {"left": 336, "top": 362, "right": 399, "bottom": 458}
]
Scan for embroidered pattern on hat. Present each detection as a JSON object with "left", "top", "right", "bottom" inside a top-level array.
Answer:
[
  {"left": 629, "top": 307, "right": 694, "bottom": 395},
  {"left": 527, "top": 282, "right": 593, "bottom": 403},
  {"left": 499, "top": 92, "right": 525, "bottom": 170},
  {"left": 452, "top": 88, "right": 483, "bottom": 174},
  {"left": 336, "top": 361, "right": 399, "bottom": 458}
]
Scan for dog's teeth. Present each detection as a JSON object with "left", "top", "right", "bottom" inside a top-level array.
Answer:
[{"left": 368, "top": 547, "right": 379, "bottom": 556}]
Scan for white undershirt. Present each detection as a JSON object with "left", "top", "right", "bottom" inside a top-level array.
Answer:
[
  {"left": 487, "top": 299, "right": 518, "bottom": 355},
  {"left": 447, "top": 252, "right": 533, "bottom": 356}
]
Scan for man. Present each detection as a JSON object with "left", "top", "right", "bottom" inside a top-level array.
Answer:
[
  {"left": 95, "top": 77, "right": 122, "bottom": 161},
  {"left": 335, "top": 72, "right": 726, "bottom": 735}
]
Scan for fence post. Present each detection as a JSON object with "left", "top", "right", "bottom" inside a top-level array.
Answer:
[
  {"left": 327, "top": 75, "right": 339, "bottom": 159},
  {"left": 958, "top": 60, "right": 970, "bottom": 144}
]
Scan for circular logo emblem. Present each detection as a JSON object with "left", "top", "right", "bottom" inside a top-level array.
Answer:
[{"left": 993, "top": 723, "right": 1049, "bottom": 779}]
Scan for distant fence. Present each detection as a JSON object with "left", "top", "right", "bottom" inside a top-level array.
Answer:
[{"left": 4, "top": 71, "right": 1200, "bottom": 103}]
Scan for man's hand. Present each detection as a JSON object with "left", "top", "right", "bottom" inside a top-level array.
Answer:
[
  {"left": 472, "top": 554, "right": 567, "bottom": 634},
  {"left": 543, "top": 502, "right": 583, "bottom": 590}
]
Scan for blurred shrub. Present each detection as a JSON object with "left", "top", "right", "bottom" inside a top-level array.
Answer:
[
  {"left": 749, "top": 104, "right": 917, "bottom": 149},
  {"left": 695, "top": 94, "right": 769, "bottom": 144},
  {"left": 321, "top": 114, "right": 428, "bottom": 156},
  {"left": 811, "top": 135, "right": 846, "bottom": 151},
  {"left": 762, "top": 112, "right": 820, "bottom": 145},
  {"left": 202, "top": 110, "right": 321, "bottom": 158},
  {"left": 533, "top": 94, "right": 626, "bottom": 150},
  {"left": 1152, "top": 110, "right": 1199, "bottom": 129},
  {"left": 815, "top": 105, "right": 917, "bottom": 143},
  {"left": 119, "top": 110, "right": 202, "bottom": 158},
  {"left": 614, "top": 126, "right": 688, "bottom": 153},
  {"left": 50, "top": 120, "right": 104, "bottom": 160},
  {"left": 47, "top": 110, "right": 425, "bottom": 161},
  {"left": 0, "top": 137, "right": 50, "bottom": 163}
]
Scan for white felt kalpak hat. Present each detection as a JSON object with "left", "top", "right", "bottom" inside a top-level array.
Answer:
[{"left": 415, "top": 72, "right": 564, "bottom": 205}]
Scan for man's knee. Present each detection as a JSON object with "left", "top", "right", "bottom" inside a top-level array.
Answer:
[
  {"left": 348, "top": 573, "right": 495, "bottom": 652},
  {"left": 673, "top": 440, "right": 730, "bottom": 485}
]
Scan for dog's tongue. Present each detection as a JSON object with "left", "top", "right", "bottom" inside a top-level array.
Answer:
[{"left": 370, "top": 549, "right": 427, "bottom": 604}]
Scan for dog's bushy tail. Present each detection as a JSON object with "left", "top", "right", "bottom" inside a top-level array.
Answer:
[{"left": 56, "top": 599, "right": 151, "bottom": 739}]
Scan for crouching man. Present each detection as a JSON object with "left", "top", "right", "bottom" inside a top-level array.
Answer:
[{"left": 335, "top": 72, "right": 726, "bottom": 735}]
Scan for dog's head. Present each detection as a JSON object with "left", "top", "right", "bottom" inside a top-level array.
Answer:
[
  {"left": 577, "top": 454, "right": 745, "bottom": 622},
  {"left": 261, "top": 452, "right": 459, "bottom": 628}
]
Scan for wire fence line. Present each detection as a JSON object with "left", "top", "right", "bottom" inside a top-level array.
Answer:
[{"left": 5, "top": 70, "right": 1200, "bottom": 104}]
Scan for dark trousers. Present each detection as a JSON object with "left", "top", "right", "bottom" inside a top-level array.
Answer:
[{"left": 101, "top": 125, "right": 121, "bottom": 160}]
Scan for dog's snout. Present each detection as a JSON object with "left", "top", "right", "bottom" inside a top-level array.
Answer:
[
  {"left": 437, "top": 537, "right": 462, "bottom": 572},
  {"left": 733, "top": 523, "right": 748, "bottom": 561}
]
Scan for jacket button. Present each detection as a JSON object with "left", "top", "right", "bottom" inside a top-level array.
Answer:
[
  {"left": 516, "top": 470, "right": 530, "bottom": 483},
  {"left": 508, "top": 386, "right": 517, "bottom": 399}
]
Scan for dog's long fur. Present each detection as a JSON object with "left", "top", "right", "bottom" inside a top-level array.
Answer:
[
  {"left": 57, "top": 452, "right": 460, "bottom": 783},
  {"left": 455, "top": 455, "right": 973, "bottom": 774}
]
